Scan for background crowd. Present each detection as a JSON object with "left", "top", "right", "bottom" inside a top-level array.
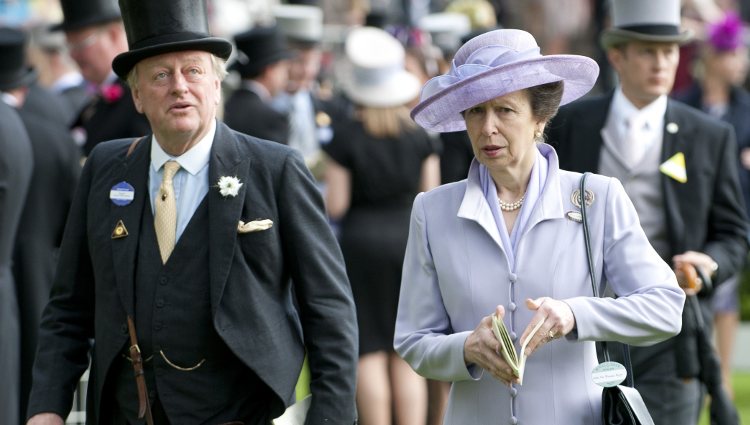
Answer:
[{"left": 2, "top": 0, "right": 750, "bottom": 424}]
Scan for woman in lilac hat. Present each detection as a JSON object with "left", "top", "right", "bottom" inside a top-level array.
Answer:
[{"left": 394, "top": 29, "right": 685, "bottom": 424}]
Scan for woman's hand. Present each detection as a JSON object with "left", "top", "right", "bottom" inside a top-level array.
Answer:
[
  {"left": 520, "top": 297, "right": 575, "bottom": 357},
  {"left": 463, "top": 305, "right": 519, "bottom": 385}
]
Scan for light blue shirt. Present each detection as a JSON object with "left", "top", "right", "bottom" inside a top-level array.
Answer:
[{"left": 149, "top": 119, "right": 216, "bottom": 241}]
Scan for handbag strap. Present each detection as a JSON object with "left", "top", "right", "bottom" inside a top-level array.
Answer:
[{"left": 579, "top": 173, "right": 635, "bottom": 388}]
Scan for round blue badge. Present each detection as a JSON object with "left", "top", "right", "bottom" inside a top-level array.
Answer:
[{"left": 110, "top": 181, "right": 135, "bottom": 206}]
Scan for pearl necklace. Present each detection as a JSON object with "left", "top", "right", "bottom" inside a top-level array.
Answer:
[{"left": 498, "top": 194, "right": 525, "bottom": 212}]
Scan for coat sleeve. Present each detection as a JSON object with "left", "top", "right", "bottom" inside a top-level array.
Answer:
[
  {"left": 276, "top": 150, "right": 358, "bottom": 424},
  {"left": 564, "top": 177, "right": 686, "bottom": 346},
  {"left": 394, "top": 193, "right": 479, "bottom": 382},
  {"left": 701, "top": 124, "right": 749, "bottom": 285}
]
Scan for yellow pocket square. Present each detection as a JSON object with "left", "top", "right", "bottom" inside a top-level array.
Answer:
[
  {"left": 659, "top": 152, "right": 687, "bottom": 183},
  {"left": 238, "top": 219, "right": 273, "bottom": 233}
]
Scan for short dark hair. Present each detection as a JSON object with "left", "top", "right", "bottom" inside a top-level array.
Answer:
[{"left": 527, "top": 81, "right": 564, "bottom": 122}]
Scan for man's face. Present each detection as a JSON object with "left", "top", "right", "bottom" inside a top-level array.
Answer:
[
  {"left": 66, "top": 23, "right": 125, "bottom": 84},
  {"left": 608, "top": 41, "right": 679, "bottom": 108},
  {"left": 286, "top": 47, "right": 321, "bottom": 93},
  {"left": 131, "top": 51, "right": 221, "bottom": 146}
]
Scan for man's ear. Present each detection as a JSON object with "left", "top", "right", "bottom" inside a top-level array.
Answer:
[{"left": 607, "top": 48, "right": 624, "bottom": 74}]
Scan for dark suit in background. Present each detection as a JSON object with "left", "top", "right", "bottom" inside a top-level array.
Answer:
[
  {"left": 224, "top": 86, "right": 290, "bottom": 143},
  {"left": 74, "top": 79, "right": 150, "bottom": 156},
  {"left": 13, "top": 102, "right": 81, "bottom": 420},
  {"left": 548, "top": 94, "right": 748, "bottom": 423},
  {"left": 0, "top": 101, "right": 34, "bottom": 425}
]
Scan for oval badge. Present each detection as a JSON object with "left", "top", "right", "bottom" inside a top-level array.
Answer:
[{"left": 591, "top": 361, "right": 627, "bottom": 388}]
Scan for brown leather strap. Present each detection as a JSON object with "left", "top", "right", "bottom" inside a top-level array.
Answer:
[
  {"left": 127, "top": 315, "right": 154, "bottom": 425},
  {"left": 126, "top": 136, "right": 144, "bottom": 158}
]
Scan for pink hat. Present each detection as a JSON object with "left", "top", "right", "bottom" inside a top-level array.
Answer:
[
  {"left": 410, "top": 29, "right": 599, "bottom": 132},
  {"left": 708, "top": 12, "right": 745, "bottom": 52}
]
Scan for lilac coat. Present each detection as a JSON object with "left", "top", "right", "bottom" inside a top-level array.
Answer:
[{"left": 394, "top": 145, "right": 684, "bottom": 425}]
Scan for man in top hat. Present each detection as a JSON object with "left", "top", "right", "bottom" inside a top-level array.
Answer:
[
  {"left": 53, "top": 0, "right": 149, "bottom": 156},
  {"left": 547, "top": 0, "right": 748, "bottom": 423},
  {"left": 224, "top": 25, "right": 294, "bottom": 143},
  {"left": 273, "top": 4, "right": 333, "bottom": 180},
  {"left": 0, "top": 63, "right": 34, "bottom": 425},
  {"left": 674, "top": 11, "right": 750, "bottom": 398},
  {"left": 26, "top": 0, "right": 358, "bottom": 424},
  {"left": 0, "top": 26, "right": 81, "bottom": 423}
]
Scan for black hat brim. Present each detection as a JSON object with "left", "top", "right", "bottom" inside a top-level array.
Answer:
[
  {"left": 0, "top": 67, "right": 38, "bottom": 91},
  {"left": 112, "top": 35, "right": 232, "bottom": 79}
]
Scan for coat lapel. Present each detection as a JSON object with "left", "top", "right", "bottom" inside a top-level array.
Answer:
[
  {"left": 207, "top": 123, "right": 250, "bottom": 314},
  {"left": 660, "top": 101, "right": 688, "bottom": 252},
  {"left": 110, "top": 136, "right": 151, "bottom": 317},
  {"left": 458, "top": 160, "right": 504, "bottom": 250}
]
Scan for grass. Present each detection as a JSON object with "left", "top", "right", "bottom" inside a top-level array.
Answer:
[{"left": 698, "top": 371, "right": 750, "bottom": 424}]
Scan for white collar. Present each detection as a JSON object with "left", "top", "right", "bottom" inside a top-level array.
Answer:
[
  {"left": 151, "top": 118, "right": 216, "bottom": 175},
  {"left": 609, "top": 87, "right": 667, "bottom": 132}
]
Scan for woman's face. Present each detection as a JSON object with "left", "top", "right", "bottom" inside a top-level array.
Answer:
[{"left": 463, "top": 89, "right": 542, "bottom": 173}]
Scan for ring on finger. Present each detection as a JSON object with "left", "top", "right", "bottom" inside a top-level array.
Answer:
[{"left": 548, "top": 330, "right": 556, "bottom": 339}]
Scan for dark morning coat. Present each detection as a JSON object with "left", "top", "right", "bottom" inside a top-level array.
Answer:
[
  {"left": 13, "top": 106, "right": 81, "bottom": 418},
  {"left": 674, "top": 84, "right": 750, "bottom": 215},
  {"left": 224, "top": 87, "right": 290, "bottom": 144},
  {"left": 27, "top": 122, "right": 358, "bottom": 423},
  {"left": 546, "top": 94, "right": 748, "bottom": 402},
  {"left": 0, "top": 101, "right": 33, "bottom": 425},
  {"left": 74, "top": 79, "right": 151, "bottom": 156}
]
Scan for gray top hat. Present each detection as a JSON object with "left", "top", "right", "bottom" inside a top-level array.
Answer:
[
  {"left": 600, "top": 0, "right": 692, "bottom": 49},
  {"left": 273, "top": 4, "right": 323, "bottom": 45},
  {"left": 112, "top": 0, "right": 232, "bottom": 79}
]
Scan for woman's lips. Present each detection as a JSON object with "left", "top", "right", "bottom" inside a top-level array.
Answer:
[{"left": 483, "top": 145, "right": 504, "bottom": 157}]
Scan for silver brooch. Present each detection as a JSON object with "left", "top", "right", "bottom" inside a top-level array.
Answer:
[{"left": 571, "top": 189, "right": 595, "bottom": 208}]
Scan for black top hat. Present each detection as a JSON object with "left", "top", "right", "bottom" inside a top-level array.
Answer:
[
  {"left": 52, "top": 0, "right": 122, "bottom": 32},
  {"left": 112, "top": 0, "right": 233, "bottom": 79},
  {"left": 230, "top": 26, "right": 295, "bottom": 79},
  {"left": 0, "top": 27, "right": 38, "bottom": 91}
]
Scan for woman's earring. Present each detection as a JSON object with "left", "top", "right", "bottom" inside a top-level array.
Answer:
[{"left": 534, "top": 130, "right": 542, "bottom": 139}]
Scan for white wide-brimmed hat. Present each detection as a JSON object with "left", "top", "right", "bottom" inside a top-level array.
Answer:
[
  {"left": 342, "top": 27, "right": 421, "bottom": 108},
  {"left": 411, "top": 29, "right": 599, "bottom": 132}
]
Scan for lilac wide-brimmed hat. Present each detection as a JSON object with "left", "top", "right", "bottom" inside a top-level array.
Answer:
[{"left": 410, "top": 29, "right": 599, "bottom": 132}]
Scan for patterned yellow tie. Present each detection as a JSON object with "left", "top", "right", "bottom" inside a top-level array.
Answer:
[{"left": 154, "top": 160, "right": 180, "bottom": 263}]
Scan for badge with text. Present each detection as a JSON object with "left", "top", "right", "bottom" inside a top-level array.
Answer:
[
  {"left": 591, "top": 361, "right": 627, "bottom": 388},
  {"left": 110, "top": 181, "right": 135, "bottom": 206}
]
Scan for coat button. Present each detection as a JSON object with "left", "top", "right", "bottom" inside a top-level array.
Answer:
[
  {"left": 510, "top": 416, "right": 518, "bottom": 425},
  {"left": 159, "top": 276, "right": 168, "bottom": 285},
  {"left": 154, "top": 322, "right": 163, "bottom": 331},
  {"left": 120, "top": 323, "right": 128, "bottom": 334},
  {"left": 508, "top": 302, "right": 517, "bottom": 312},
  {"left": 509, "top": 387, "right": 518, "bottom": 398},
  {"left": 509, "top": 273, "right": 517, "bottom": 283},
  {"left": 510, "top": 331, "right": 517, "bottom": 342},
  {"left": 156, "top": 298, "right": 165, "bottom": 308}
]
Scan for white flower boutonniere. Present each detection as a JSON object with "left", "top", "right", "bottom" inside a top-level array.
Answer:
[{"left": 218, "top": 176, "right": 243, "bottom": 197}]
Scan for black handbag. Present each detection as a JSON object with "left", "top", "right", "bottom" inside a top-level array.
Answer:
[{"left": 579, "top": 173, "right": 655, "bottom": 425}]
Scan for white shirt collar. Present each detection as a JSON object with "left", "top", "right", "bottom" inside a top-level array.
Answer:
[
  {"left": 610, "top": 87, "right": 667, "bottom": 133},
  {"left": 151, "top": 118, "right": 216, "bottom": 175}
]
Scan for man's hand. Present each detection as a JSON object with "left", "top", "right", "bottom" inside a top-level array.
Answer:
[
  {"left": 673, "top": 250, "right": 717, "bottom": 295},
  {"left": 463, "top": 305, "right": 519, "bottom": 385},
  {"left": 27, "top": 413, "right": 64, "bottom": 425}
]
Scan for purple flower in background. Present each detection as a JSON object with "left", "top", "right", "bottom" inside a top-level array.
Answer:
[{"left": 708, "top": 12, "right": 744, "bottom": 51}]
